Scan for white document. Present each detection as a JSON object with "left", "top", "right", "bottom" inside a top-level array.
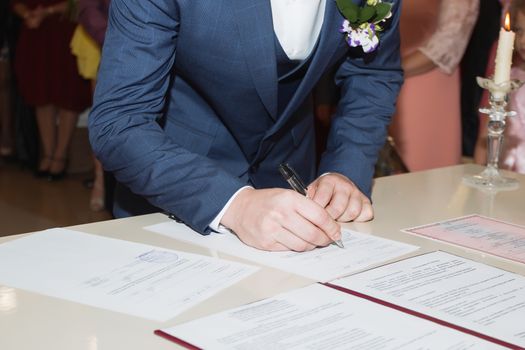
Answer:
[
  {"left": 332, "top": 251, "right": 525, "bottom": 348},
  {"left": 0, "top": 228, "right": 258, "bottom": 321},
  {"left": 145, "top": 222, "right": 419, "bottom": 282},
  {"left": 159, "top": 283, "right": 501, "bottom": 349}
]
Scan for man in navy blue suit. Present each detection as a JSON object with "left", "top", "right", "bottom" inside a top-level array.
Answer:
[{"left": 89, "top": 0, "right": 403, "bottom": 251}]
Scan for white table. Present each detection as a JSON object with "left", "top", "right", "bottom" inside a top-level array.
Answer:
[{"left": 1, "top": 164, "right": 524, "bottom": 349}]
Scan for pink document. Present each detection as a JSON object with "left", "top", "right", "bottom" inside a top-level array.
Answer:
[{"left": 403, "top": 215, "right": 525, "bottom": 264}]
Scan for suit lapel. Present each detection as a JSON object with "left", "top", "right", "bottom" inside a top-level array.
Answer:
[{"left": 233, "top": 0, "right": 278, "bottom": 120}]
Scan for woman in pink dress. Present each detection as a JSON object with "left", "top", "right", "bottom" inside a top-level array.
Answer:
[{"left": 389, "top": 0, "right": 479, "bottom": 172}]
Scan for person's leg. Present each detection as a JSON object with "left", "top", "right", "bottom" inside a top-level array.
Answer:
[
  {"left": 0, "top": 59, "right": 13, "bottom": 156},
  {"left": 49, "top": 108, "right": 79, "bottom": 177},
  {"left": 35, "top": 104, "right": 56, "bottom": 174},
  {"left": 90, "top": 156, "right": 105, "bottom": 211},
  {"left": 88, "top": 78, "right": 106, "bottom": 211}
]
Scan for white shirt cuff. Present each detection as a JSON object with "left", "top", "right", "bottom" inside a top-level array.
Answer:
[{"left": 209, "top": 186, "right": 252, "bottom": 233}]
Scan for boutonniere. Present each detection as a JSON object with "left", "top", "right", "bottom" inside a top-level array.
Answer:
[{"left": 336, "top": 0, "right": 393, "bottom": 53}]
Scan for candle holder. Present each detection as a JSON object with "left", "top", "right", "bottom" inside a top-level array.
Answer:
[{"left": 463, "top": 77, "right": 523, "bottom": 190}]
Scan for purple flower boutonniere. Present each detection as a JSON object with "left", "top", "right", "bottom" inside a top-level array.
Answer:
[{"left": 336, "top": 0, "right": 393, "bottom": 53}]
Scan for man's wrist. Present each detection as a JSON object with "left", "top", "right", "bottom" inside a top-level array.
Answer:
[
  {"left": 220, "top": 187, "right": 254, "bottom": 232},
  {"left": 209, "top": 186, "right": 253, "bottom": 232}
]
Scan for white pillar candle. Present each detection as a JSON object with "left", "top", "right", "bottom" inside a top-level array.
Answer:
[{"left": 493, "top": 13, "right": 515, "bottom": 98}]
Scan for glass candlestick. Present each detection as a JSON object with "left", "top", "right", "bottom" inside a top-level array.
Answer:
[{"left": 463, "top": 77, "right": 522, "bottom": 190}]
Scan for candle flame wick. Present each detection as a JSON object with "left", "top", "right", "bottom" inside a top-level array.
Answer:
[{"left": 505, "top": 13, "right": 511, "bottom": 31}]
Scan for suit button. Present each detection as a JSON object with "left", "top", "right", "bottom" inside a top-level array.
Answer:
[{"left": 249, "top": 165, "right": 259, "bottom": 173}]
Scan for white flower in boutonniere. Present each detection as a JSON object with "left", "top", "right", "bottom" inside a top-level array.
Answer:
[{"left": 336, "top": 0, "right": 393, "bottom": 53}]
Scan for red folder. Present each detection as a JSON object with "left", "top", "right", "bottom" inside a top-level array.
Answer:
[
  {"left": 154, "top": 329, "right": 202, "bottom": 350},
  {"left": 324, "top": 282, "right": 522, "bottom": 350},
  {"left": 154, "top": 282, "right": 524, "bottom": 349}
]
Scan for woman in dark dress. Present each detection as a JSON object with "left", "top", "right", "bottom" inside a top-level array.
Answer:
[
  {"left": 0, "top": 0, "right": 15, "bottom": 160},
  {"left": 12, "top": 0, "right": 91, "bottom": 179}
]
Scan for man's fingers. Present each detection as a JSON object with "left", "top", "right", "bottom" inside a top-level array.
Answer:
[
  {"left": 309, "top": 174, "right": 374, "bottom": 224},
  {"left": 273, "top": 228, "right": 317, "bottom": 252},
  {"left": 281, "top": 212, "right": 334, "bottom": 247},
  {"left": 324, "top": 188, "right": 350, "bottom": 220},
  {"left": 335, "top": 192, "right": 362, "bottom": 222},
  {"left": 354, "top": 199, "right": 374, "bottom": 222},
  {"left": 311, "top": 179, "right": 334, "bottom": 208},
  {"left": 295, "top": 198, "right": 342, "bottom": 243}
]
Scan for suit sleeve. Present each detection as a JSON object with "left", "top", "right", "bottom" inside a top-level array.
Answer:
[
  {"left": 318, "top": 0, "right": 404, "bottom": 198},
  {"left": 88, "top": 0, "right": 246, "bottom": 234}
]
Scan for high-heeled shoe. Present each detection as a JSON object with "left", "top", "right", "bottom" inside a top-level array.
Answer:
[
  {"left": 0, "top": 147, "right": 15, "bottom": 163},
  {"left": 90, "top": 194, "right": 105, "bottom": 211},
  {"left": 34, "top": 156, "right": 52, "bottom": 178},
  {"left": 47, "top": 157, "right": 67, "bottom": 181},
  {"left": 0, "top": 147, "right": 11, "bottom": 156},
  {"left": 47, "top": 170, "right": 66, "bottom": 181}
]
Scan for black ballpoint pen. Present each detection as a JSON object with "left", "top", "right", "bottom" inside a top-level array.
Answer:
[{"left": 278, "top": 163, "right": 345, "bottom": 249}]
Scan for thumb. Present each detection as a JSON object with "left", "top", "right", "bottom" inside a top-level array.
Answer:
[{"left": 306, "top": 182, "right": 317, "bottom": 199}]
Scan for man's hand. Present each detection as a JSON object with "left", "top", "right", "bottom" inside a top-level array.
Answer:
[
  {"left": 221, "top": 188, "right": 341, "bottom": 252},
  {"left": 307, "top": 173, "right": 373, "bottom": 222}
]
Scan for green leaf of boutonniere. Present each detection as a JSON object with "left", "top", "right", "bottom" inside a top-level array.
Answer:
[
  {"left": 359, "top": 5, "right": 375, "bottom": 23},
  {"left": 336, "top": 0, "right": 359, "bottom": 24},
  {"left": 374, "top": 2, "right": 393, "bottom": 22}
]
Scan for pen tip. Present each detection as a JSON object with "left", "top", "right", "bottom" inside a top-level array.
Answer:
[{"left": 334, "top": 239, "right": 345, "bottom": 249}]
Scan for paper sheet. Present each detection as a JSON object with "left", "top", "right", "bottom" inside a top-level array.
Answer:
[
  {"left": 332, "top": 251, "right": 525, "bottom": 348},
  {"left": 159, "top": 283, "right": 501, "bottom": 350},
  {"left": 0, "top": 229, "right": 258, "bottom": 321},
  {"left": 145, "top": 222, "right": 419, "bottom": 282},
  {"left": 403, "top": 214, "right": 525, "bottom": 263}
]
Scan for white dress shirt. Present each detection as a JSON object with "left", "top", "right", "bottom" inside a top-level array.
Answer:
[
  {"left": 271, "top": 0, "right": 326, "bottom": 60},
  {"left": 210, "top": 0, "right": 326, "bottom": 232}
]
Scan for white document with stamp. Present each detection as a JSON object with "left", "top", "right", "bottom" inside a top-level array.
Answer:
[
  {"left": 403, "top": 214, "right": 525, "bottom": 264},
  {"left": 0, "top": 228, "right": 258, "bottom": 321},
  {"left": 145, "top": 221, "right": 419, "bottom": 282},
  {"left": 157, "top": 284, "right": 502, "bottom": 349},
  {"left": 332, "top": 251, "right": 525, "bottom": 349}
]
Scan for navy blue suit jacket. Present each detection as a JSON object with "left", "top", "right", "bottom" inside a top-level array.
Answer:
[{"left": 89, "top": 0, "right": 403, "bottom": 234}]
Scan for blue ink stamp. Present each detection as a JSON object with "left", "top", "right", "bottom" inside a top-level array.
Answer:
[{"left": 138, "top": 249, "right": 179, "bottom": 263}]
